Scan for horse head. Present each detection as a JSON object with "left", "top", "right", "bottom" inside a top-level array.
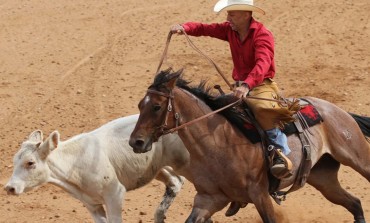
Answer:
[{"left": 129, "top": 68, "right": 183, "bottom": 153}]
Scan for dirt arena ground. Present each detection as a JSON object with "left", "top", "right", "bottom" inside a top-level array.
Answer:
[{"left": 0, "top": 0, "right": 369, "bottom": 222}]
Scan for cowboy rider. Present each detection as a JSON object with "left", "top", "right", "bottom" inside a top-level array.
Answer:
[{"left": 170, "top": 0, "right": 296, "bottom": 179}]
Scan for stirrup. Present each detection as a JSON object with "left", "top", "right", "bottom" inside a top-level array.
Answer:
[
  {"left": 269, "top": 147, "right": 293, "bottom": 179},
  {"left": 270, "top": 191, "right": 287, "bottom": 205},
  {"left": 274, "top": 149, "right": 293, "bottom": 171}
]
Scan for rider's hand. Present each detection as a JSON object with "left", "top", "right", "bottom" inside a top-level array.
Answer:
[
  {"left": 170, "top": 24, "right": 185, "bottom": 34},
  {"left": 234, "top": 84, "right": 250, "bottom": 98}
]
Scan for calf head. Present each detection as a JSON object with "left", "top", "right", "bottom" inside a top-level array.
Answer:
[{"left": 4, "top": 130, "right": 59, "bottom": 195}]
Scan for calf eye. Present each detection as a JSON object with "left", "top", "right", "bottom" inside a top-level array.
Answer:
[{"left": 26, "top": 161, "right": 35, "bottom": 169}]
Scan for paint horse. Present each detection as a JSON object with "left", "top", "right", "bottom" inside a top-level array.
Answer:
[{"left": 129, "top": 69, "right": 370, "bottom": 223}]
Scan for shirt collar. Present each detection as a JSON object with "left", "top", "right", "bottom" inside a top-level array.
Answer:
[{"left": 249, "top": 17, "right": 258, "bottom": 30}]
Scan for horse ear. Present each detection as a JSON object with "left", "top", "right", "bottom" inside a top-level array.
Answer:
[
  {"left": 174, "top": 68, "right": 184, "bottom": 77},
  {"left": 37, "top": 131, "right": 60, "bottom": 160},
  {"left": 28, "top": 130, "right": 43, "bottom": 143},
  {"left": 166, "top": 68, "right": 183, "bottom": 89}
]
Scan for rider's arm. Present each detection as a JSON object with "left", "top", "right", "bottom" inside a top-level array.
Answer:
[
  {"left": 244, "top": 28, "right": 274, "bottom": 89},
  {"left": 181, "top": 22, "right": 229, "bottom": 41}
]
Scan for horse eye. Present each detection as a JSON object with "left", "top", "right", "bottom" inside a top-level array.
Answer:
[{"left": 153, "top": 105, "right": 161, "bottom": 112}]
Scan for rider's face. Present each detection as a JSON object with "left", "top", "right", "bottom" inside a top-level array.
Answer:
[{"left": 226, "top": 11, "right": 251, "bottom": 31}]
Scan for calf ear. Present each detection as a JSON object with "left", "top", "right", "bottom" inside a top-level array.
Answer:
[
  {"left": 37, "top": 131, "right": 60, "bottom": 160},
  {"left": 29, "top": 130, "right": 43, "bottom": 143}
]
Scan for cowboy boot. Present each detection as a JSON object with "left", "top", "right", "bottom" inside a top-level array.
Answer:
[{"left": 270, "top": 148, "right": 293, "bottom": 179}]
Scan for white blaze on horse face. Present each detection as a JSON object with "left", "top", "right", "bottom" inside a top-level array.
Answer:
[
  {"left": 5, "top": 142, "right": 50, "bottom": 195},
  {"left": 143, "top": 95, "right": 151, "bottom": 107}
]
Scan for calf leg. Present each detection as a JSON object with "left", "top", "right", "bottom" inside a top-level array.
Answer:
[
  {"left": 84, "top": 203, "right": 107, "bottom": 223},
  {"left": 154, "top": 167, "right": 184, "bottom": 223},
  {"left": 103, "top": 182, "right": 126, "bottom": 223},
  {"left": 307, "top": 154, "right": 365, "bottom": 222}
]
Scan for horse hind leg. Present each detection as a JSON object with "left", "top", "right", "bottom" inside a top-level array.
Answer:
[
  {"left": 154, "top": 167, "right": 185, "bottom": 223},
  {"left": 325, "top": 113, "right": 370, "bottom": 182},
  {"left": 335, "top": 139, "right": 370, "bottom": 182},
  {"left": 308, "top": 154, "right": 366, "bottom": 223}
]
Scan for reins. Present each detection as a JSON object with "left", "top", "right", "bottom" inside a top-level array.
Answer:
[
  {"left": 164, "top": 98, "right": 242, "bottom": 135},
  {"left": 157, "top": 31, "right": 233, "bottom": 90},
  {"left": 152, "top": 29, "right": 294, "bottom": 135},
  {"left": 156, "top": 30, "right": 288, "bottom": 105},
  {"left": 147, "top": 88, "right": 242, "bottom": 136}
]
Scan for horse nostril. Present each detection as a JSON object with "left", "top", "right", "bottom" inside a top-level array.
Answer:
[{"left": 135, "top": 140, "right": 144, "bottom": 148}]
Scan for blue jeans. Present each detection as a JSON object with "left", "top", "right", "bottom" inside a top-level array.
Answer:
[{"left": 266, "top": 128, "right": 291, "bottom": 155}]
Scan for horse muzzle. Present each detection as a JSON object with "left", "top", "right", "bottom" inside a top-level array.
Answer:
[{"left": 129, "top": 136, "right": 153, "bottom": 153}]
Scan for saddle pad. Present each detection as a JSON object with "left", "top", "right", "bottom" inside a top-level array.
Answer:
[{"left": 242, "top": 104, "right": 323, "bottom": 144}]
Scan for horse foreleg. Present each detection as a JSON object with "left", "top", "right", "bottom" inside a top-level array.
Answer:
[
  {"left": 185, "top": 193, "right": 228, "bottom": 223},
  {"left": 154, "top": 167, "right": 185, "bottom": 223},
  {"left": 225, "top": 201, "right": 248, "bottom": 217},
  {"left": 250, "top": 192, "right": 276, "bottom": 223},
  {"left": 308, "top": 154, "right": 366, "bottom": 222},
  {"left": 248, "top": 177, "right": 277, "bottom": 223}
]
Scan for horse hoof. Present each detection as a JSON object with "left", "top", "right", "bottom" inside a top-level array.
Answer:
[
  {"left": 205, "top": 218, "right": 213, "bottom": 223},
  {"left": 354, "top": 219, "right": 366, "bottom": 223},
  {"left": 225, "top": 202, "right": 247, "bottom": 217}
]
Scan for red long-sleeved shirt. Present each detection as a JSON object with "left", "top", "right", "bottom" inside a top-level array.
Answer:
[{"left": 182, "top": 18, "right": 275, "bottom": 89}]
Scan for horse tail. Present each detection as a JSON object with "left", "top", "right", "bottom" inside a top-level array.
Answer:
[{"left": 349, "top": 113, "right": 370, "bottom": 137}]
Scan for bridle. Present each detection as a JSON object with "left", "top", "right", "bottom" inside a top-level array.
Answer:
[
  {"left": 148, "top": 30, "right": 291, "bottom": 139},
  {"left": 146, "top": 87, "right": 242, "bottom": 141},
  {"left": 146, "top": 88, "right": 179, "bottom": 142}
]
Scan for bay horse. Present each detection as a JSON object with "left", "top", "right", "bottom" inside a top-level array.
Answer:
[{"left": 129, "top": 69, "right": 370, "bottom": 223}]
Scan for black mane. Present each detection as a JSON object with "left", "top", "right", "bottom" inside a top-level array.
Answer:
[
  {"left": 151, "top": 68, "right": 260, "bottom": 143},
  {"left": 151, "top": 68, "right": 239, "bottom": 110},
  {"left": 177, "top": 78, "right": 239, "bottom": 112}
]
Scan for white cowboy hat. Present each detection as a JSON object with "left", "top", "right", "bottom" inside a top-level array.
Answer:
[{"left": 214, "top": 0, "right": 265, "bottom": 15}]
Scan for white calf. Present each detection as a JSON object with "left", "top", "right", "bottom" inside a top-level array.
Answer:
[{"left": 4, "top": 114, "right": 190, "bottom": 223}]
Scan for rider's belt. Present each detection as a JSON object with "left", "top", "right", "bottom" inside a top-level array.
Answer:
[
  {"left": 235, "top": 81, "right": 246, "bottom": 87},
  {"left": 235, "top": 78, "right": 274, "bottom": 87}
]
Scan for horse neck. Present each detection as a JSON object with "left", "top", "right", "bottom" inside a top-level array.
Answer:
[
  {"left": 171, "top": 87, "right": 265, "bottom": 171},
  {"left": 173, "top": 88, "right": 214, "bottom": 122},
  {"left": 172, "top": 88, "right": 241, "bottom": 149}
]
